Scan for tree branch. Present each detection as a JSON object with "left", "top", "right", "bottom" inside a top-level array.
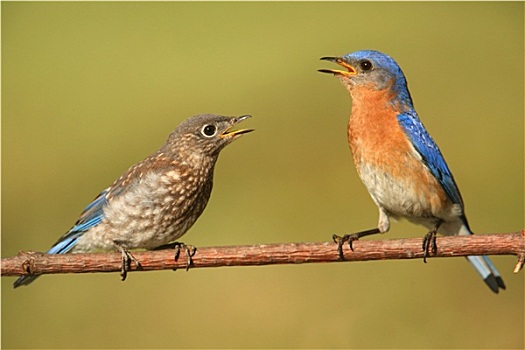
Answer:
[{"left": 2, "top": 231, "right": 524, "bottom": 278}]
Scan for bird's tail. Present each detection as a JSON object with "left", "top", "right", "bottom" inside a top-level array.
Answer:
[
  {"left": 465, "top": 256, "right": 506, "bottom": 293},
  {"left": 12, "top": 274, "right": 41, "bottom": 288},
  {"left": 458, "top": 224, "right": 506, "bottom": 293},
  {"left": 13, "top": 235, "right": 79, "bottom": 288}
]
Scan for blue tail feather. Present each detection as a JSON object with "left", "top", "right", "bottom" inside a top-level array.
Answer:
[
  {"left": 466, "top": 255, "right": 505, "bottom": 293},
  {"left": 459, "top": 224, "right": 504, "bottom": 293}
]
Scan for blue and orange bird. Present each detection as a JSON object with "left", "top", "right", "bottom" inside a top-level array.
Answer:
[
  {"left": 14, "top": 114, "right": 253, "bottom": 288},
  {"left": 319, "top": 50, "right": 505, "bottom": 293}
]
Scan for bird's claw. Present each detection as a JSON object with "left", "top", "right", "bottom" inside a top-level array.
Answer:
[
  {"left": 155, "top": 241, "right": 196, "bottom": 271},
  {"left": 422, "top": 230, "right": 438, "bottom": 263},
  {"left": 332, "top": 234, "right": 345, "bottom": 260},
  {"left": 173, "top": 242, "right": 197, "bottom": 271},
  {"left": 119, "top": 248, "right": 141, "bottom": 281},
  {"left": 332, "top": 234, "right": 359, "bottom": 260}
]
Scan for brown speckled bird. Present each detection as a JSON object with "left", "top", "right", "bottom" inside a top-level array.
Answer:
[{"left": 14, "top": 114, "right": 253, "bottom": 288}]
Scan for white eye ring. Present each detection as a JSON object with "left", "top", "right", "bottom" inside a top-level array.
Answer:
[{"left": 201, "top": 124, "right": 217, "bottom": 137}]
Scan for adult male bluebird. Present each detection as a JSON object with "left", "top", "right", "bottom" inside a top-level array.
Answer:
[
  {"left": 319, "top": 50, "right": 505, "bottom": 293},
  {"left": 14, "top": 114, "right": 253, "bottom": 288}
]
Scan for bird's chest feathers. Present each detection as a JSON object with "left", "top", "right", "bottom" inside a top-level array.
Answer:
[
  {"left": 101, "top": 162, "right": 213, "bottom": 244},
  {"left": 155, "top": 150, "right": 215, "bottom": 199},
  {"left": 348, "top": 87, "right": 412, "bottom": 166},
  {"left": 347, "top": 86, "right": 447, "bottom": 218},
  {"left": 159, "top": 162, "right": 213, "bottom": 202}
]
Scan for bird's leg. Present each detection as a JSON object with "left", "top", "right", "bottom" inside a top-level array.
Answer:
[
  {"left": 332, "top": 228, "right": 381, "bottom": 260},
  {"left": 154, "top": 242, "right": 197, "bottom": 271},
  {"left": 422, "top": 220, "right": 443, "bottom": 263},
  {"left": 113, "top": 241, "right": 141, "bottom": 281}
]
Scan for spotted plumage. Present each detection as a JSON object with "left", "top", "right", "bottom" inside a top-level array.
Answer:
[
  {"left": 14, "top": 114, "right": 253, "bottom": 288},
  {"left": 320, "top": 50, "right": 505, "bottom": 293}
]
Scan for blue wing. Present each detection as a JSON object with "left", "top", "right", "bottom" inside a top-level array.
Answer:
[
  {"left": 47, "top": 188, "right": 110, "bottom": 254},
  {"left": 397, "top": 112, "right": 463, "bottom": 206},
  {"left": 46, "top": 159, "right": 144, "bottom": 255}
]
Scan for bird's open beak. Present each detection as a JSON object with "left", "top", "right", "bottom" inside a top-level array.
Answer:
[
  {"left": 221, "top": 115, "right": 254, "bottom": 138},
  {"left": 318, "top": 57, "right": 357, "bottom": 77}
]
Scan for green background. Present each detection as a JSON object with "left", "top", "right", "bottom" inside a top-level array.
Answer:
[{"left": 2, "top": 2, "right": 523, "bottom": 349}]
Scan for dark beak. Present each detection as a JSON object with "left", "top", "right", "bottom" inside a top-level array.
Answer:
[
  {"left": 318, "top": 57, "right": 357, "bottom": 76},
  {"left": 221, "top": 115, "right": 254, "bottom": 138}
]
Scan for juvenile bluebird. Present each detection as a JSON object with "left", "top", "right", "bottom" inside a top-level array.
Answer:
[
  {"left": 14, "top": 114, "right": 253, "bottom": 288},
  {"left": 319, "top": 50, "right": 505, "bottom": 293}
]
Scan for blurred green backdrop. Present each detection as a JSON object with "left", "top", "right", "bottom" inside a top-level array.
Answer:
[{"left": 2, "top": 2, "right": 523, "bottom": 349}]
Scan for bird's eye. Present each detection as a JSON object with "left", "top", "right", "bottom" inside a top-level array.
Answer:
[
  {"left": 201, "top": 124, "right": 217, "bottom": 137},
  {"left": 360, "top": 60, "right": 373, "bottom": 71}
]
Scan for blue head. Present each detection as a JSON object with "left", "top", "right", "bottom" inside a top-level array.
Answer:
[{"left": 319, "top": 50, "right": 413, "bottom": 110}]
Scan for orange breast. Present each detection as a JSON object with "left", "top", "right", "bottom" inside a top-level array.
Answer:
[{"left": 347, "top": 86, "right": 449, "bottom": 218}]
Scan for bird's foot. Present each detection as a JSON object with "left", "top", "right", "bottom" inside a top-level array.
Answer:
[
  {"left": 332, "top": 234, "right": 359, "bottom": 260},
  {"left": 332, "top": 228, "right": 381, "bottom": 260},
  {"left": 113, "top": 242, "right": 141, "bottom": 281},
  {"left": 154, "top": 242, "right": 197, "bottom": 271},
  {"left": 422, "top": 230, "right": 438, "bottom": 263}
]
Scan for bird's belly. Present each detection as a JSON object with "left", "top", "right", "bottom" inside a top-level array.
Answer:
[
  {"left": 357, "top": 162, "right": 444, "bottom": 221},
  {"left": 74, "top": 173, "right": 211, "bottom": 252}
]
